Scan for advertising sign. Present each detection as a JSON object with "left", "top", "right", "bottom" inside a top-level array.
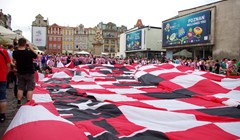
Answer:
[
  {"left": 32, "top": 27, "right": 47, "bottom": 46},
  {"left": 162, "top": 10, "right": 211, "bottom": 47},
  {"left": 126, "top": 30, "right": 142, "bottom": 51}
]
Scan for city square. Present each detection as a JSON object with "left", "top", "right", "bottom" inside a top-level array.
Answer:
[{"left": 0, "top": 0, "right": 240, "bottom": 140}]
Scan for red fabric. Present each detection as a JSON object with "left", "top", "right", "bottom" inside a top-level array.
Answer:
[
  {"left": 0, "top": 47, "right": 11, "bottom": 81},
  {"left": 3, "top": 121, "right": 88, "bottom": 140},
  {"left": 166, "top": 123, "right": 239, "bottom": 140}
]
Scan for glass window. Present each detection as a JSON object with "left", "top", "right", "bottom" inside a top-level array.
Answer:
[
  {"left": 49, "top": 44, "right": 52, "bottom": 49},
  {"left": 49, "top": 37, "right": 52, "bottom": 41},
  {"left": 58, "top": 45, "right": 60, "bottom": 49},
  {"left": 53, "top": 44, "right": 57, "bottom": 49},
  {"left": 54, "top": 37, "right": 56, "bottom": 41},
  {"left": 111, "top": 40, "right": 115, "bottom": 44},
  {"left": 58, "top": 37, "right": 61, "bottom": 41}
]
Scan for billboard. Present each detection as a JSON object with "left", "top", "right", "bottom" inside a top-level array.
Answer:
[
  {"left": 162, "top": 10, "right": 211, "bottom": 47},
  {"left": 126, "top": 30, "right": 142, "bottom": 51},
  {"left": 32, "top": 27, "right": 47, "bottom": 46}
]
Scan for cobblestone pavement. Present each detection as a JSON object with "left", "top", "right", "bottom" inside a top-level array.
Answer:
[{"left": 0, "top": 84, "right": 18, "bottom": 140}]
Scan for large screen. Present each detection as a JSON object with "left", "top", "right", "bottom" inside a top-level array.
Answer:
[
  {"left": 32, "top": 27, "right": 47, "bottom": 46},
  {"left": 162, "top": 10, "right": 211, "bottom": 47},
  {"left": 126, "top": 30, "right": 142, "bottom": 51}
]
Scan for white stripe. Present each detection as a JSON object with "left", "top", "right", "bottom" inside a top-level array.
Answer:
[
  {"left": 141, "top": 100, "right": 205, "bottom": 110},
  {"left": 33, "top": 94, "right": 52, "bottom": 103},
  {"left": 170, "top": 74, "right": 206, "bottom": 88},
  {"left": 6, "top": 105, "right": 73, "bottom": 133},
  {"left": 119, "top": 105, "right": 210, "bottom": 133},
  {"left": 215, "top": 122, "right": 240, "bottom": 137}
]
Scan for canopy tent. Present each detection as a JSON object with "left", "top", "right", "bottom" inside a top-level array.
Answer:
[
  {"left": 0, "top": 26, "right": 16, "bottom": 36},
  {"left": 0, "top": 26, "right": 18, "bottom": 45},
  {"left": 74, "top": 50, "right": 90, "bottom": 55},
  {"left": 173, "top": 49, "right": 192, "bottom": 57}
]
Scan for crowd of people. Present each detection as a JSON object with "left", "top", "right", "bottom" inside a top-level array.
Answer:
[
  {"left": 0, "top": 37, "right": 240, "bottom": 123},
  {"left": 34, "top": 52, "right": 240, "bottom": 76}
]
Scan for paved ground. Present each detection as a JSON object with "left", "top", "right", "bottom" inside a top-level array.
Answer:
[{"left": 0, "top": 84, "right": 18, "bottom": 140}]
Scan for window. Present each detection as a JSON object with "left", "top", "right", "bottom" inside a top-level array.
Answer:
[
  {"left": 104, "top": 45, "right": 109, "bottom": 52},
  {"left": 58, "top": 37, "right": 61, "bottom": 41},
  {"left": 49, "top": 44, "right": 52, "bottom": 49},
  {"left": 54, "top": 37, "right": 56, "bottom": 41},
  {"left": 49, "top": 37, "right": 52, "bottom": 41},
  {"left": 110, "top": 46, "right": 115, "bottom": 52},
  {"left": 111, "top": 40, "right": 115, "bottom": 44},
  {"left": 53, "top": 44, "right": 57, "bottom": 49},
  {"left": 58, "top": 44, "right": 60, "bottom": 49}
]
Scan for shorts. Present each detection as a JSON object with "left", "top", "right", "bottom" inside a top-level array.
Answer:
[
  {"left": 0, "top": 82, "right": 7, "bottom": 102},
  {"left": 17, "top": 73, "right": 35, "bottom": 91}
]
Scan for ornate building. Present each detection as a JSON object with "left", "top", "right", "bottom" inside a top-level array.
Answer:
[
  {"left": 32, "top": 14, "right": 48, "bottom": 51},
  {"left": 74, "top": 24, "right": 87, "bottom": 52},
  {"left": 74, "top": 24, "right": 96, "bottom": 54},
  {"left": 97, "top": 22, "right": 127, "bottom": 57},
  {"left": 0, "top": 9, "right": 12, "bottom": 29},
  {"left": 47, "top": 23, "right": 62, "bottom": 54}
]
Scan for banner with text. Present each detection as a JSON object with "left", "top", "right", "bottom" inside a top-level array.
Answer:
[{"left": 162, "top": 10, "right": 211, "bottom": 47}]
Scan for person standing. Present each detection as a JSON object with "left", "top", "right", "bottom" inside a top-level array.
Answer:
[
  {"left": 0, "top": 45, "right": 11, "bottom": 122},
  {"left": 12, "top": 38, "right": 37, "bottom": 108},
  {"left": 6, "top": 45, "right": 14, "bottom": 89}
]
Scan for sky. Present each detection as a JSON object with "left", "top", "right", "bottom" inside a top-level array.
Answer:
[{"left": 0, "top": 0, "right": 220, "bottom": 41}]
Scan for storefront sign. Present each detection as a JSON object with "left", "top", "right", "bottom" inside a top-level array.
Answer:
[
  {"left": 162, "top": 10, "right": 211, "bottom": 47},
  {"left": 126, "top": 30, "right": 142, "bottom": 51}
]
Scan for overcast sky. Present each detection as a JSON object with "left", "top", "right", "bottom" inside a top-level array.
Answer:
[{"left": 1, "top": 0, "right": 220, "bottom": 41}]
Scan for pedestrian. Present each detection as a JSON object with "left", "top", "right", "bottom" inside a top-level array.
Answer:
[
  {"left": 12, "top": 38, "right": 37, "bottom": 108},
  {"left": 6, "top": 45, "right": 14, "bottom": 89},
  {"left": 0, "top": 44, "right": 11, "bottom": 122}
]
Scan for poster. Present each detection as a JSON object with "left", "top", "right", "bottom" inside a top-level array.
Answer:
[
  {"left": 32, "top": 27, "right": 47, "bottom": 46},
  {"left": 162, "top": 10, "right": 211, "bottom": 47},
  {"left": 126, "top": 30, "right": 142, "bottom": 51}
]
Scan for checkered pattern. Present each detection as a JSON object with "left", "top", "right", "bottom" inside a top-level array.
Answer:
[{"left": 3, "top": 64, "right": 240, "bottom": 140}]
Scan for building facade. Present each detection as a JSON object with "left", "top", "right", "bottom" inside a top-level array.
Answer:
[
  {"left": 86, "top": 27, "right": 96, "bottom": 53},
  {"left": 162, "top": 0, "right": 240, "bottom": 60},
  {"left": 119, "top": 19, "right": 165, "bottom": 59},
  {"left": 32, "top": 14, "right": 48, "bottom": 51},
  {"left": 47, "top": 23, "right": 62, "bottom": 54},
  {"left": 62, "top": 26, "right": 74, "bottom": 54},
  {"left": 74, "top": 24, "right": 87, "bottom": 52},
  {"left": 98, "top": 22, "right": 127, "bottom": 57}
]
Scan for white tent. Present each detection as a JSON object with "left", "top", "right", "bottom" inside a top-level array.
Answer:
[
  {"left": 173, "top": 49, "right": 192, "bottom": 58},
  {"left": 0, "top": 26, "right": 18, "bottom": 44},
  {"left": 0, "top": 26, "right": 16, "bottom": 36},
  {"left": 74, "top": 50, "right": 90, "bottom": 55}
]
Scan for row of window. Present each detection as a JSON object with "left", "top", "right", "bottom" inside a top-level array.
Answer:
[
  {"left": 49, "top": 37, "right": 61, "bottom": 41},
  {"left": 49, "top": 37, "right": 91, "bottom": 42},
  {"left": 49, "top": 44, "right": 61, "bottom": 49},
  {"left": 104, "top": 39, "right": 116, "bottom": 44}
]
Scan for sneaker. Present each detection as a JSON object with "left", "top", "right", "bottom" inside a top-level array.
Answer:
[{"left": 0, "top": 114, "right": 6, "bottom": 123}]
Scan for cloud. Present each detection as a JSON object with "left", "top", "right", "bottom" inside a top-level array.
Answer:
[{"left": 1, "top": 0, "right": 220, "bottom": 41}]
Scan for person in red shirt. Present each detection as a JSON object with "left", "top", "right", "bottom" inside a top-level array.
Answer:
[{"left": 0, "top": 45, "right": 11, "bottom": 122}]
